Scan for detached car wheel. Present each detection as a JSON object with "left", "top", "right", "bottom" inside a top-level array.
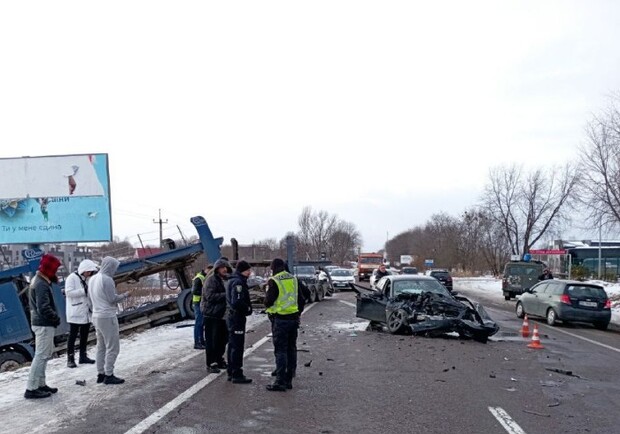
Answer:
[
  {"left": 546, "top": 308, "right": 557, "bottom": 326},
  {"left": 515, "top": 302, "right": 525, "bottom": 319},
  {"left": 387, "top": 309, "right": 409, "bottom": 334}
]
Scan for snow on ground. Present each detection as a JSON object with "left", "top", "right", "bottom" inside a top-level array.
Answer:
[
  {"left": 454, "top": 277, "right": 620, "bottom": 325},
  {"left": 0, "top": 314, "right": 268, "bottom": 434}
]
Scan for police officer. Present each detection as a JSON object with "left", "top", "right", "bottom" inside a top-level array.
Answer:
[
  {"left": 191, "top": 265, "right": 211, "bottom": 350},
  {"left": 225, "top": 260, "right": 253, "bottom": 384},
  {"left": 265, "top": 258, "right": 309, "bottom": 391}
]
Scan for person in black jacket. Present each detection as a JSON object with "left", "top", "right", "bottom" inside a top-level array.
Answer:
[
  {"left": 538, "top": 268, "right": 554, "bottom": 281},
  {"left": 25, "top": 254, "right": 62, "bottom": 399},
  {"left": 192, "top": 265, "right": 212, "bottom": 350},
  {"left": 225, "top": 260, "right": 253, "bottom": 384},
  {"left": 201, "top": 258, "right": 231, "bottom": 373}
]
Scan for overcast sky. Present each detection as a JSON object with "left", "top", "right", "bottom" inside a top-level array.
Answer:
[{"left": 1, "top": 1, "right": 620, "bottom": 252}]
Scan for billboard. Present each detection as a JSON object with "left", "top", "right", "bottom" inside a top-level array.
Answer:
[{"left": 0, "top": 154, "right": 112, "bottom": 243}]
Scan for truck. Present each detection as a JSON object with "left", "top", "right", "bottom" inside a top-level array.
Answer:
[
  {"left": 501, "top": 259, "right": 545, "bottom": 300},
  {"left": 357, "top": 253, "right": 384, "bottom": 281},
  {"left": 0, "top": 215, "right": 224, "bottom": 372}
]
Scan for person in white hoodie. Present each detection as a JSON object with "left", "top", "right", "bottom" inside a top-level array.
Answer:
[
  {"left": 64, "top": 259, "right": 99, "bottom": 368},
  {"left": 89, "top": 256, "right": 128, "bottom": 385}
]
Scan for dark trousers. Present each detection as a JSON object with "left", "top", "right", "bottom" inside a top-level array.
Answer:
[
  {"left": 227, "top": 314, "right": 246, "bottom": 378},
  {"left": 204, "top": 317, "right": 228, "bottom": 366},
  {"left": 193, "top": 303, "right": 204, "bottom": 346},
  {"left": 272, "top": 318, "right": 298, "bottom": 385},
  {"left": 67, "top": 323, "right": 91, "bottom": 357}
]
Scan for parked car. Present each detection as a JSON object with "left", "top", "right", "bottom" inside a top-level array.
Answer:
[
  {"left": 328, "top": 268, "right": 355, "bottom": 290},
  {"left": 353, "top": 275, "right": 499, "bottom": 342},
  {"left": 516, "top": 280, "right": 611, "bottom": 329},
  {"left": 425, "top": 269, "right": 453, "bottom": 291},
  {"left": 401, "top": 267, "right": 418, "bottom": 275},
  {"left": 502, "top": 260, "right": 545, "bottom": 300}
]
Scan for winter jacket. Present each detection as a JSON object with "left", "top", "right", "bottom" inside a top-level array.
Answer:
[
  {"left": 29, "top": 272, "right": 61, "bottom": 327},
  {"left": 226, "top": 271, "right": 252, "bottom": 317},
  {"left": 64, "top": 260, "right": 99, "bottom": 324},
  {"left": 201, "top": 258, "right": 230, "bottom": 319},
  {"left": 90, "top": 257, "right": 126, "bottom": 319},
  {"left": 265, "top": 263, "right": 309, "bottom": 320}
]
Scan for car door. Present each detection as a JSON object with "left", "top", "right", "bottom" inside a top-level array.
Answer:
[
  {"left": 531, "top": 283, "right": 549, "bottom": 317},
  {"left": 521, "top": 282, "right": 547, "bottom": 317},
  {"left": 356, "top": 278, "right": 389, "bottom": 322}
]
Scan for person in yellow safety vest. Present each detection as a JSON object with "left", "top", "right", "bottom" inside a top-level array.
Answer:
[
  {"left": 192, "top": 265, "right": 212, "bottom": 350},
  {"left": 264, "top": 258, "right": 310, "bottom": 391}
]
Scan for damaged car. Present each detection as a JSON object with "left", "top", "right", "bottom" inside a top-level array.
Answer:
[{"left": 352, "top": 275, "right": 499, "bottom": 343}]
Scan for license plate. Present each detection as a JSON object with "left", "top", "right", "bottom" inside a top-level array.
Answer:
[{"left": 579, "top": 301, "right": 597, "bottom": 307}]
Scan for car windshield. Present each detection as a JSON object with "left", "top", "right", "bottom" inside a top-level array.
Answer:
[
  {"left": 506, "top": 265, "right": 540, "bottom": 276},
  {"left": 431, "top": 271, "right": 450, "bottom": 278},
  {"left": 393, "top": 279, "right": 450, "bottom": 296},
  {"left": 566, "top": 285, "right": 607, "bottom": 299},
  {"left": 331, "top": 269, "right": 352, "bottom": 276},
  {"left": 295, "top": 266, "right": 315, "bottom": 275},
  {"left": 360, "top": 257, "right": 383, "bottom": 264}
]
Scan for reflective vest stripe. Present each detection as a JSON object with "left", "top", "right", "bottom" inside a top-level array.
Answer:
[
  {"left": 266, "top": 271, "right": 299, "bottom": 315},
  {"left": 192, "top": 273, "right": 206, "bottom": 303}
]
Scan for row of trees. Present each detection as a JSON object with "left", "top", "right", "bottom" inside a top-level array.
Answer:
[{"left": 387, "top": 97, "right": 620, "bottom": 275}]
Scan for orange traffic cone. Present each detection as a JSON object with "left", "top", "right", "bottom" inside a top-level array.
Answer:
[
  {"left": 521, "top": 314, "right": 530, "bottom": 338},
  {"left": 527, "top": 324, "right": 544, "bottom": 349}
]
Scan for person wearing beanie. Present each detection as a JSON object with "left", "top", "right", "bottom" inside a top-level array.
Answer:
[
  {"left": 225, "top": 260, "right": 253, "bottom": 383},
  {"left": 201, "top": 257, "right": 231, "bottom": 373},
  {"left": 64, "top": 259, "right": 99, "bottom": 368},
  {"left": 25, "top": 254, "right": 62, "bottom": 399},
  {"left": 264, "top": 257, "right": 310, "bottom": 391}
]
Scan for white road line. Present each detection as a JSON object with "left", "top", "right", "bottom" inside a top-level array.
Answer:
[
  {"left": 125, "top": 300, "right": 318, "bottom": 434},
  {"left": 542, "top": 326, "right": 620, "bottom": 354},
  {"left": 339, "top": 300, "right": 356, "bottom": 308},
  {"left": 488, "top": 407, "right": 526, "bottom": 434}
]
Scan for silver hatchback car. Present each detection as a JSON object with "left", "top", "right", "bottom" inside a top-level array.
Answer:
[{"left": 516, "top": 280, "right": 611, "bottom": 330}]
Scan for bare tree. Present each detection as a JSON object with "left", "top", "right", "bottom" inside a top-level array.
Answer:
[
  {"left": 579, "top": 99, "right": 620, "bottom": 227},
  {"left": 327, "top": 221, "right": 362, "bottom": 265},
  {"left": 482, "top": 164, "right": 579, "bottom": 257}
]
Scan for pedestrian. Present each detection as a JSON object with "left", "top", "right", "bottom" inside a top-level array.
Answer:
[
  {"left": 64, "top": 259, "right": 99, "bottom": 368},
  {"left": 192, "top": 265, "right": 212, "bottom": 350},
  {"left": 265, "top": 258, "right": 310, "bottom": 391},
  {"left": 89, "top": 256, "right": 128, "bottom": 385},
  {"left": 375, "top": 263, "right": 390, "bottom": 281},
  {"left": 24, "top": 254, "right": 62, "bottom": 399},
  {"left": 539, "top": 268, "right": 554, "bottom": 281},
  {"left": 201, "top": 257, "right": 231, "bottom": 373},
  {"left": 226, "top": 260, "right": 253, "bottom": 384}
]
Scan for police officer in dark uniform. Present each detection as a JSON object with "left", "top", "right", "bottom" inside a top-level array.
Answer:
[
  {"left": 225, "top": 260, "right": 253, "bottom": 384},
  {"left": 265, "top": 258, "right": 310, "bottom": 391}
]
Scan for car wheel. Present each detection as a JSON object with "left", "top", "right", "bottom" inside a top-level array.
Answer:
[
  {"left": 546, "top": 308, "right": 557, "bottom": 326},
  {"left": 0, "top": 351, "right": 28, "bottom": 372},
  {"left": 315, "top": 285, "right": 324, "bottom": 302},
  {"left": 504, "top": 294, "right": 511, "bottom": 301},
  {"left": 307, "top": 285, "right": 316, "bottom": 304},
  {"left": 183, "top": 292, "right": 195, "bottom": 320},
  {"left": 387, "top": 309, "right": 408, "bottom": 334},
  {"left": 593, "top": 321, "right": 609, "bottom": 331},
  {"left": 516, "top": 302, "right": 525, "bottom": 319}
]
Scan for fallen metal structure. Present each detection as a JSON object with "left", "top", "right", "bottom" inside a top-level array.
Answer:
[{"left": 352, "top": 283, "right": 499, "bottom": 343}]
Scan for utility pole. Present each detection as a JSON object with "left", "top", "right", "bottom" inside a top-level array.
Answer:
[{"left": 153, "top": 209, "right": 168, "bottom": 299}]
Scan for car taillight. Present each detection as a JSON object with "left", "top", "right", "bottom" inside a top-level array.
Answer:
[
  {"left": 604, "top": 299, "right": 611, "bottom": 309},
  {"left": 560, "top": 294, "right": 571, "bottom": 305}
]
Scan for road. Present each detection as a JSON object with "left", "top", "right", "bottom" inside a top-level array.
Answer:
[{"left": 53, "top": 284, "right": 620, "bottom": 434}]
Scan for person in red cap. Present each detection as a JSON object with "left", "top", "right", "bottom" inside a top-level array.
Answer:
[{"left": 25, "top": 254, "right": 62, "bottom": 399}]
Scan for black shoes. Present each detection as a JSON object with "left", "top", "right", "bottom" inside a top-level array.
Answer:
[
  {"left": 97, "top": 373, "right": 105, "bottom": 384},
  {"left": 207, "top": 363, "right": 221, "bottom": 374},
  {"left": 103, "top": 375, "right": 125, "bottom": 385},
  {"left": 217, "top": 360, "right": 228, "bottom": 369},
  {"left": 231, "top": 376, "right": 252, "bottom": 384},
  {"left": 266, "top": 383, "right": 287, "bottom": 392},
  {"left": 79, "top": 355, "right": 95, "bottom": 364},
  {"left": 25, "top": 389, "right": 52, "bottom": 399},
  {"left": 194, "top": 343, "right": 206, "bottom": 350},
  {"left": 286, "top": 382, "right": 293, "bottom": 390},
  {"left": 38, "top": 385, "right": 58, "bottom": 394},
  {"left": 67, "top": 357, "right": 77, "bottom": 368}
]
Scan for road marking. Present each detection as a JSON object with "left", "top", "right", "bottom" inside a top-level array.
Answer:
[
  {"left": 339, "top": 300, "right": 356, "bottom": 308},
  {"left": 543, "top": 326, "right": 620, "bottom": 354},
  {"left": 125, "top": 301, "right": 318, "bottom": 434},
  {"left": 488, "top": 407, "right": 526, "bottom": 434}
]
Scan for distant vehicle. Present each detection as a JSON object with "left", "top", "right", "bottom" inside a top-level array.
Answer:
[
  {"left": 357, "top": 253, "right": 384, "bottom": 281},
  {"left": 323, "top": 265, "right": 339, "bottom": 274},
  {"left": 328, "top": 268, "right": 355, "bottom": 290},
  {"left": 516, "top": 280, "right": 611, "bottom": 330},
  {"left": 502, "top": 260, "right": 545, "bottom": 300},
  {"left": 425, "top": 269, "right": 453, "bottom": 292},
  {"left": 401, "top": 267, "right": 418, "bottom": 275}
]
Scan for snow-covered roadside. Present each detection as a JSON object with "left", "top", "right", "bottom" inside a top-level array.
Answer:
[
  {"left": 454, "top": 277, "right": 620, "bottom": 325},
  {"left": 0, "top": 314, "right": 268, "bottom": 434}
]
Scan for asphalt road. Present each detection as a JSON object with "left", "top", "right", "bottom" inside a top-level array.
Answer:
[{"left": 56, "top": 285, "right": 620, "bottom": 434}]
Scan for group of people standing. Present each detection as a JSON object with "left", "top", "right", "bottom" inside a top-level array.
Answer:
[
  {"left": 24, "top": 254, "right": 128, "bottom": 399},
  {"left": 193, "top": 257, "right": 309, "bottom": 391}
]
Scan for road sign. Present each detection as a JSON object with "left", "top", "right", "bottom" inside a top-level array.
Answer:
[
  {"left": 424, "top": 259, "right": 434, "bottom": 267},
  {"left": 400, "top": 255, "right": 412, "bottom": 265}
]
